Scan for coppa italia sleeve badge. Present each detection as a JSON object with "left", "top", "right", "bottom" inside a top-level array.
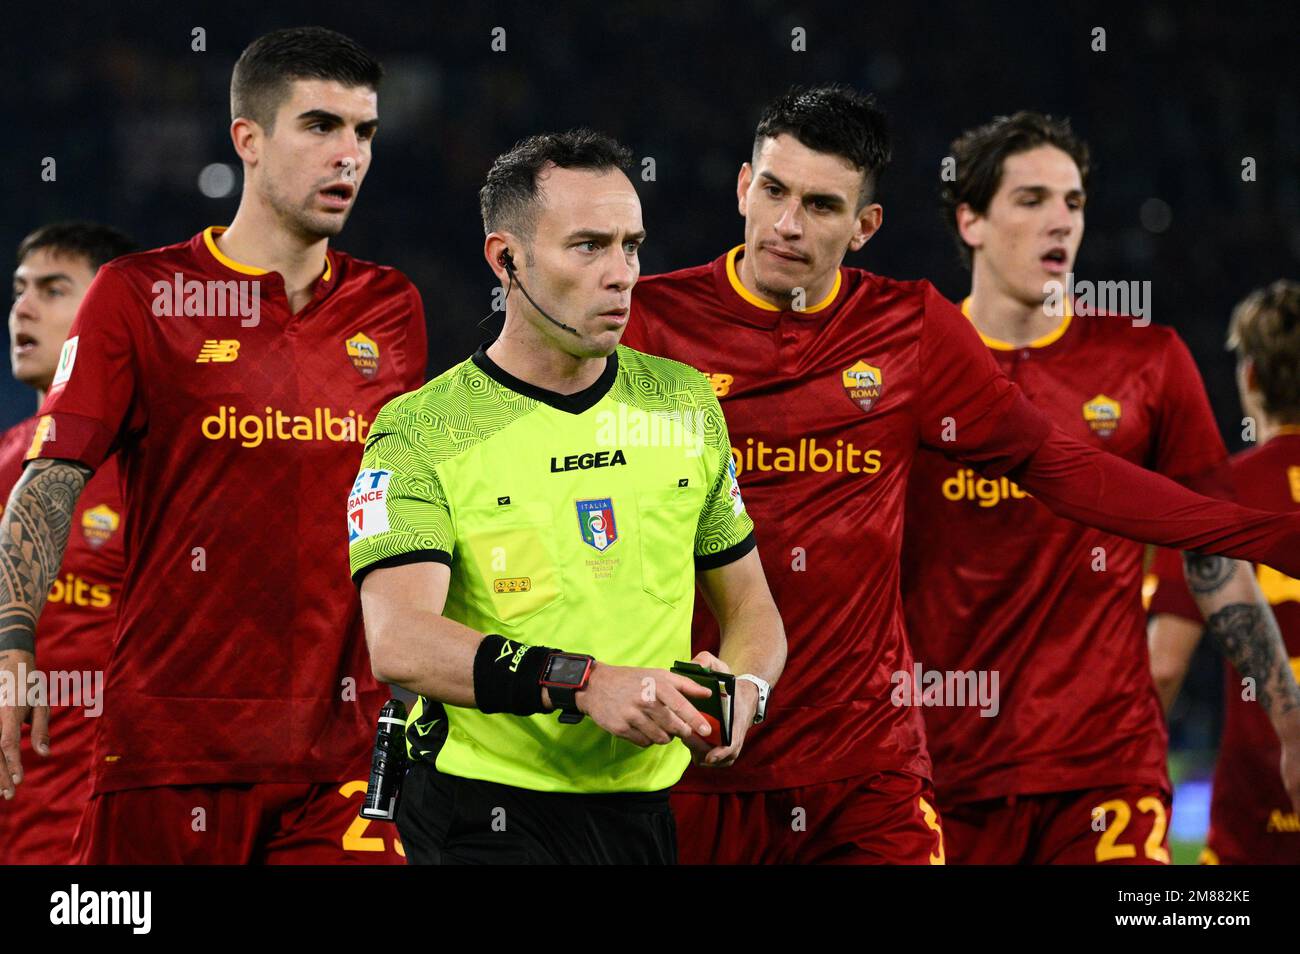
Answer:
[{"left": 842, "top": 360, "right": 883, "bottom": 413}]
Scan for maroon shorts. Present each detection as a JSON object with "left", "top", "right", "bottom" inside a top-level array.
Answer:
[
  {"left": 671, "top": 771, "right": 945, "bottom": 864},
  {"left": 941, "top": 785, "right": 1172, "bottom": 865},
  {"left": 73, "top": 761, "right": 406, "bottom": 865}
]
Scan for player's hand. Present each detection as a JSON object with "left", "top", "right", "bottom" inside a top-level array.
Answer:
[
  {"left": 575, "top": 662, "right": 714, "bottom": 748},
  {"left": 687, "top": 651, "right": 754, "bottom": 768},
  {"left": 0, "top": 649, "right": 49, "bottom": 801}
]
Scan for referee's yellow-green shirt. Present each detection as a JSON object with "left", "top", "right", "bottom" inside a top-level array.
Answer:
[{"left": 348, "top": 344, "right": 755, "bottom": 793}]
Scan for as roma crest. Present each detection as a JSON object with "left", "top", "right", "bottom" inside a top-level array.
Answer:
[
  {"left": 346, "top": 332, "right": 380, "bottom": 379},
  {"left": 842, "top": 360, "right": 883, "bottom": 413},
  {"left": 1083, "top": 394, "right": 1121, "bottom": 438},
  {"left": 82, "top": 504, "right": 120, "bottom": 549},
  {"left": 576, "top": 498, "right": 618, "bottom": 552}
]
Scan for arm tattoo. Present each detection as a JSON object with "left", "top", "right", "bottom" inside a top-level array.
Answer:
[
  {"left": 1182, "top": 551, "right": 1237, "bottom": 596},
  {"left": 1185, "top": 552, "right": 1300, "bottom": 718},
  {"left": 0, "top": 459, "right": 90, "bottom": 653}
]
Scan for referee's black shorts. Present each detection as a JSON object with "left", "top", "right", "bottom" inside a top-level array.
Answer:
[{"left": 396, "top": 759, "right": 678, "bottom": 864}]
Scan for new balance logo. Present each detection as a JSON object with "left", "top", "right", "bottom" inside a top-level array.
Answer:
[{"left": 196, "top": 340, "right": 240, "bottom": 363}]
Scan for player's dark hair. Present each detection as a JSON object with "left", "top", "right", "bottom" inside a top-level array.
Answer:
[
  {"left": 231, "top": 27, "right": 383, "bottom": 131},
  {"left": 1227, "top": 280, "right": 1300, "bottom": 421},
  {"left": 479, "top": 129, "right": 634, "bottom": 247},
  {"left": 752, "top": 84, "right": 892, "bottom": 209},
  {"left": 16, "top": 221, "right": 138, "bottom": 272},
  {"left": 941, "top": 111, "right": 1091, "bottom": 270}
]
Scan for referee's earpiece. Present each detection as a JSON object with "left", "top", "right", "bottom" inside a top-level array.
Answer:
[{"left": 494, "top": 246, "right": 580, "bottom": 337}]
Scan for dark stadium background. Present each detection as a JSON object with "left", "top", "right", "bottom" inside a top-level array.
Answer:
[{"left": 4, "top": 1, "right": 1298, "bottom": 861}]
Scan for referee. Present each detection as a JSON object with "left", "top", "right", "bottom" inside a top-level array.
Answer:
[{"left": 348, "top": 130, "right": 786, "bottom": 864}]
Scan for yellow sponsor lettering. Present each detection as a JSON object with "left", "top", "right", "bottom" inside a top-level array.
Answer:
[
  {"left": 941, "top": 467, "right": 1031, "bottom": 507},
  {"left": 200, "top": 406, "right": 371, "bottom": 448},
  {"left": 731, "top": 437, "right": 882, "bottom": 477},
  {"left": 45, "top": 573, "right": 112, "bottom": 609}
]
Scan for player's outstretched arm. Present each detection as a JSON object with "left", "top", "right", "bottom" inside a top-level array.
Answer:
[
  {"left": 0, "top": 458, "right": 89, "bottom": 799},
  {"left": 1010, "top": 425, "right": 1300, "bottom": 576},
  {"left": 1147, "top": 612, "right": 1202, "bottom": 713},
  {"left": 692, "top": 548, "right": 786, "bottom": 768},
  {"left": 359, "top": 561, "right": 714, "bottom": 748},
  {"left": 1181, "top": 553, "right": 1300, "bottom": 811}
]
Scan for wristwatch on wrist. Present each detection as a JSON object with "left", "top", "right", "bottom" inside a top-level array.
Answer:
[
  {"left": 539, "top": 652, "right": 596, "bottom": 724},
  {"left": 735, "top": 673, "right": 770, "bottom": 724}
]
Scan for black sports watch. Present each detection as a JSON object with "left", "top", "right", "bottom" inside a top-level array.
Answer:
[{"left": 539, "top": 652, "right": 596, "bottom": 724}]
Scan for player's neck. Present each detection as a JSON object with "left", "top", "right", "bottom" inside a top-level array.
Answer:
[
  {"left": 487, "top": 322, "right": 608, "bottom": 396},
  {"left": 1258, "top": 415, "right": 1294, "bottom": 444},
  {"left": 737, "top": 246, "right": 835, "bottom": 311},
  {"left": 219, "top": 205, "right": 329, "bottom": 312},
  {"left": 33, "top": 387, "right": 47, "bottom": 410},
  {"left": 966, "top": 270, "right": 1064, "bottom": 348}
]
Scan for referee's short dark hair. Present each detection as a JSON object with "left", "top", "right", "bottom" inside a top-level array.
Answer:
[
  {"left": 231, "top": 26, "right": 383, "bottom": 131},
  {"left": 17, "top": 221, "right": 138, "bottom": 272},
  {"left": 753, "top": 84, "right": 892, "bottom": 210},
  {"left": 479, "top": 129, "right": 634, "bottom": 249},
  {"left": 941, "top": 111, "right": 1091, "bottom": 270}
]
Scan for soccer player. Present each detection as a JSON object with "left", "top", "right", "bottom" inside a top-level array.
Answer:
[
  {"left": 1148, "top": 281, "right": 1300, "bottom": 865},
  {"left": 621, "top": 84, "right": 1300, "bottom": 864},
  {"left": 349, "top": 130, "right": 786, "bottom": 865},
  {"left": 0, "top": 27, "right": 426, "bottom": 863},
  {"left": 0, "top": 222, "right": 135, "bottom": 863},
  {"left": 900, "top": 113, "right": 1300, "bottom": 864}
]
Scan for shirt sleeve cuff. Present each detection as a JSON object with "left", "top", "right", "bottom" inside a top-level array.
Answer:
[
  {"left": 695, "top": 531, "right": 757, "bottom": 571},
  {"left": 352, "top": 548, "right": 451, "bottom": 587},
  {"left": 23, "top": 411, "right": 116, "bottom": 471}
]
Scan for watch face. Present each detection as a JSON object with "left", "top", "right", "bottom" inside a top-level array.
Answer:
[{"left": 546, "top": 655, "right": 589, "bottom": 687}]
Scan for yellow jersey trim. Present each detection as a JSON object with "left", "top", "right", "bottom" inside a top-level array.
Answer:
[
  {"left": 725, "top": 244, "right": 841, "bottom": 314},
  {"left": 203, "top": 226, "right": 332, "bottom": 282},
  {"left": 961, "top": 296, "right": 1073, "bottom": 351}
]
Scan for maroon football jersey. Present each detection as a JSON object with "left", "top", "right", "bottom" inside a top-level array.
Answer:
[
  {"left": 1149, "top": 431, "right": 1300, "bottom": 863},
  {"left": 25, "top": 227, "right": 427, "bottom": 793},
  {"left": 901, "top": 299, "right": 1227, "bottom": 806},
  {"left": 0, "top": 416, "right": 122, "bottom": 861},
  {"left": 623, "top": 246, "right": 1051, "bottom": 791}
]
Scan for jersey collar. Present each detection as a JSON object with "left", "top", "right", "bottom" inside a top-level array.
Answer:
[
  {"left": 201, "top": 226, "right": 334, "bottom": 284},
  {"left": 960, "top": 296, "right": 1072, "bottom": 351},
  {"left": 712, "top": 244, "right": 843, "bottom": 327},
  {"left": 472, "top": 344, "right": 618, "bottom": 415}
]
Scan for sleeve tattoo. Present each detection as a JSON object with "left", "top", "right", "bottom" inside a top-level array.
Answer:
[
  {"left": 0, "top": 459, "right": 90, "bottom": 655},
  {"left": 1183, "top": 551, "right": 1300, "bottom": 718}
]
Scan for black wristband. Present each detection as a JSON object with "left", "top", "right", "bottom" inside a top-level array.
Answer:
[{"left": 473, "top": 635, "right": 557, "bottom": 716}]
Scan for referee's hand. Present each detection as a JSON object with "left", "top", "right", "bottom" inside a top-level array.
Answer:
[
  {"left": 575, "top": 663, "right": 714, "bottom": 749},
  {"left": 685, "top": 651, "right": 754, "bottom": 769}
]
